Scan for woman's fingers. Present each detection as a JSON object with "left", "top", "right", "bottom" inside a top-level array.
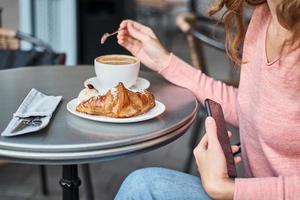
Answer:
[
  {"left": 231, "top": 145, "right": 240, "bottom": 154},
  {"left": 119, "top": 20, "right": 128, "bottom": 29},
  {"left": 117, "top": 32, "right": 130, "bottom": 42},
  {"left": 131, "top": 21, "right": 156, "bottom": 38},
  {"left": 121, "top": 19, "right": 155, "bottom": 37},
  {"left": 118, "top": 36, "right": 142, "bottom": 55},
  {"left": 118, "top": 29, "right": 129, "bottom": 37},
  {"left": 118, "top": 36, "right": 131, "bottom": 48},
  {"left": 126, "top": 22, "right": 149, "bottom": 42},
  {"left": 117, "top": 30, "right": 137, "bottom": 44},
  {"left": 234, "top": 156, "right": 241, "bottom": 165},
  {"left": 193, "top": 134, "right": 208, "bottom": 158},
  {"left": 117, "top": 27, "right": 143, "bottom": 55},
  {"left": 193, "top": 134, "right": 207, "bottom": 166},
  {"left": 120, "top": 19, "right": 156, "bottom": 40},
  {"left": 205, "top": 117, "right": 219, "bottom": 147},
  {"left": 228, "top": 131, "right": 232, "bottom": 138},
  {"left": 199, "top": 134, "right": 208, "bottom": 150}
]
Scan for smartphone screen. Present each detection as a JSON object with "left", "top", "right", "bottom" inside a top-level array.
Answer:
[{"left": 205, "top": 99, "right": 237, "bottom": 178}]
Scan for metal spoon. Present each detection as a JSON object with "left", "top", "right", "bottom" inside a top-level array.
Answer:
[{"left": 100, "top": 29, "right": 122, "bottom": 44}]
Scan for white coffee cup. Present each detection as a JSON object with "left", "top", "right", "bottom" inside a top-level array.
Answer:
[{"left": 94, "top": 54, "right": 140, "bottom": 90}]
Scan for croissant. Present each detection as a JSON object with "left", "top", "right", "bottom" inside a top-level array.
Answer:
[{"left": 76, "top": 82, "right": 155, "bottom": 118}]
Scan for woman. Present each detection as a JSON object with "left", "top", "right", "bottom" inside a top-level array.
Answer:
[{"left": 115, "top": 0, "right": 300, "bottom": 199}]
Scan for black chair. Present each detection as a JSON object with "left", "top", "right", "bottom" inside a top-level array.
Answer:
[
  {"left": 0, "top": 27, "right": 95, "bottom": 199},
  {"left": 0, "top": 48, "right": 66, "bottom": 69},
  {"left": 176, "top": 12, "right": 240, "bottom": 173},
  {"left": 0, "top": 28, "right": 65, "bottom": 67}
]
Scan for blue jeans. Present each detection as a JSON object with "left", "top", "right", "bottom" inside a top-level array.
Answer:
[{"left": 115, "top": 167, "right": 211, "bottom": 200}]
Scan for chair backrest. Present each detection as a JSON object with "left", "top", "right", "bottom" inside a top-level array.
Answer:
[
  {"left": 0, "top": 0, "right": 44, "bottom": 48},
  {"left": 0, "top": 28, "right": 20, "bottom": 50},
  {"left": 0, "top": 50, "right": 66, "bottom": 69},
  {"left": 136, "top": 0, "right": 185, "bottom": 10},
  {"left": 0, "top": 28, "right": 66, "bottom": 69},
  {"left": 176, "top": 13, "right": 211, "bottom": 73},
  {"left": 176, "top": 12, "right": 239, "bottom": 87},
  {"left": 0, "top": 28, "right": 53, "bottom": 52}
]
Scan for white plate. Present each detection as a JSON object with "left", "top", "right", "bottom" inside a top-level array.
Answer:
[
  {"left": 67, "top": 98, "right": 166, "bottom": 123},
  {"left": 84, "top": 77, "right": 150, "bottom": 92}
]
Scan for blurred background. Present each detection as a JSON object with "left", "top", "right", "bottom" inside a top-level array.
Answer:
[{"left": 0, "top": 0, "right": 243, "bottom": 199}]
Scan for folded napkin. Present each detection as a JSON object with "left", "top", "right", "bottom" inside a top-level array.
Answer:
[{"left": 1, "top": 88, "right": 62, "bottom": 137}]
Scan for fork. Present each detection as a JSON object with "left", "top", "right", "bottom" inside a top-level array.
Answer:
[{"left": 11, "top": 116, "right": 43, "bottom": 133}]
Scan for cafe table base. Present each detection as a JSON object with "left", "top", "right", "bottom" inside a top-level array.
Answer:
[{"left": 59, "top": 165, "right": 81, "bottom": 200}]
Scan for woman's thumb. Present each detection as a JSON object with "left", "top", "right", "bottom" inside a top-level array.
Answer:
[{"left": 205, "top": 117, "right": 218, "bottom": 144}]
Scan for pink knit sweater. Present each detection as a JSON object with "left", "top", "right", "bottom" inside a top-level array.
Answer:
[{"left": 159, "top": 4, "right": 300, "bottom": 200}]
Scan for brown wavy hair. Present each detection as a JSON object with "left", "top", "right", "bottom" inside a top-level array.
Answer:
[{"left": 208, "top": 0, "right": 300, "bottom": 65}]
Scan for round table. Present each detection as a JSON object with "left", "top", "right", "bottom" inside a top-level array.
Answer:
[{"left": 0, "top": 65, "right": 198, "bottom": 200}]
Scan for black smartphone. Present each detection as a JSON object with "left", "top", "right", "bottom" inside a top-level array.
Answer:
[{"left": 204, "top": 98, "right": 237, "bottom": 178}]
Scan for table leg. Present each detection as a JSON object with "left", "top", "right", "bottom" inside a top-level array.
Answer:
[
  {"left": 59, "top": 165, "right": 81, "bottom": 200},
  {"left": 39, "top": 165, "right": 49, "bottom": 195}
]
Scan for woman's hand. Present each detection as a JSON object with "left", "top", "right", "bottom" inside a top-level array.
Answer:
[
  {"left": 117, "top": 20, "right": 171, "bottom": 72},
  {"left": 193, "top": 117, "right": 241, "bottom": 200}
]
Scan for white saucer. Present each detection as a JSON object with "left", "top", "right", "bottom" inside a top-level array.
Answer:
[
  {"left": 84, "top": 77, "right": 150, "bottom": 92},
  {"left": 67, "top": 98, "right": 166, "bottom": 123}
]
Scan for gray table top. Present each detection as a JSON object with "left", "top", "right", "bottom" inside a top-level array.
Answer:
[{"left": 0, "top": 65, "right": 198, "bottom": 164}]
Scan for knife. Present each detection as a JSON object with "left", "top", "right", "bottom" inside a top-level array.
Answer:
[{"left": 11, "top": 119, "right": 31, "bottom": 133}]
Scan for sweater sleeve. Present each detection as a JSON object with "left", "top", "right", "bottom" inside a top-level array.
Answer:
[
  {"left": 159, "top": 54, "right": 239, "bottom": 126},
  {"left": 234, "top": 176, "right": 300, "bottom": 200}
]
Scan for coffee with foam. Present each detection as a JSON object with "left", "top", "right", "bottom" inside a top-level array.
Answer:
[{"left": 96, "top": 55, "right": 137, "bottom": 65}]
